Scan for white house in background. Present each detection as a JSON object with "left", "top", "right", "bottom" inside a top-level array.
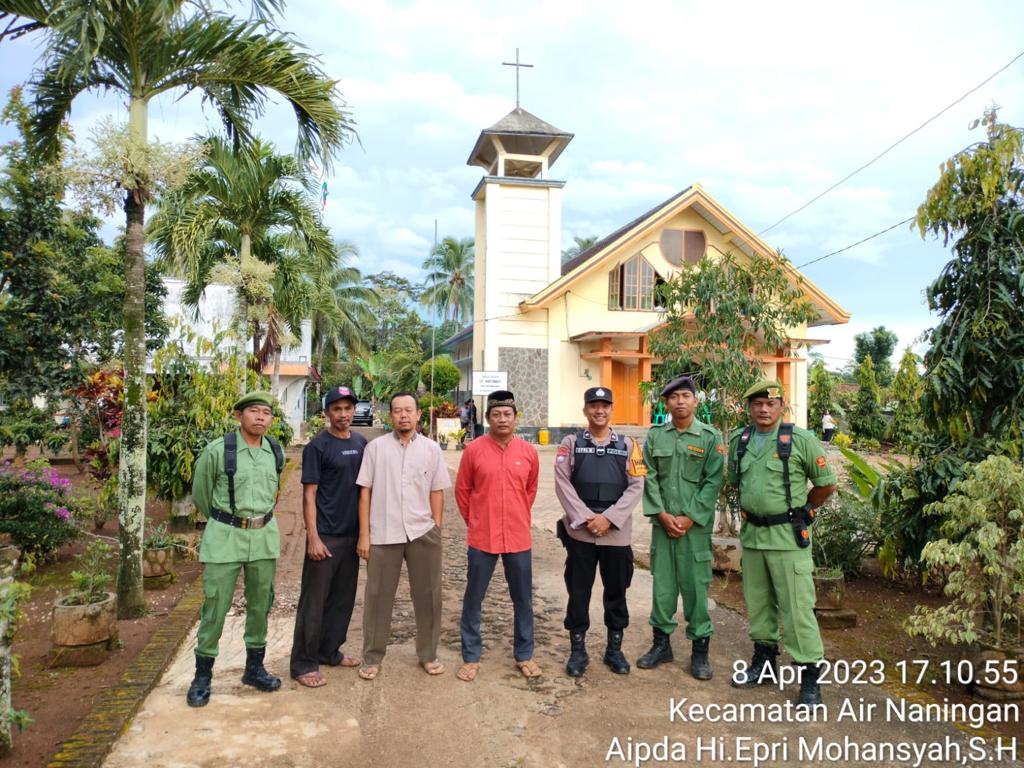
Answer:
[{"left": 160, "top": 278, "right": 313, "bottom": 439}]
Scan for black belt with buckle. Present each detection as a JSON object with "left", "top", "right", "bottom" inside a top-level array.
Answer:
[{"left": 208, "top": 508, "right": 274, "bottom": 529}]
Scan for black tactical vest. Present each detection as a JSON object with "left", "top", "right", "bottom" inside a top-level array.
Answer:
[{"left": 570, "top": 431, "right": 630, "bottom": 513}]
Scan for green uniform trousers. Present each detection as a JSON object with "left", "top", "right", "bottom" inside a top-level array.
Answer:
[
  {"left": 741, "top": 547, "right": 824, "bottom": 663},
  {"left": 196, "top": 558, "right": 277, "bottom": 658},
  {"left": 648, "top": 525, "right": 713, "bottom": 640}
]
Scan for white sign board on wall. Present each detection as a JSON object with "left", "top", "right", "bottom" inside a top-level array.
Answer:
[{"left": 472, "top": 371, "right": 508, "bottom": 396}]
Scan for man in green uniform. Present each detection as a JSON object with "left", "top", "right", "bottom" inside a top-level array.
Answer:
[
  {"left": 637, "top": 376, "right": 724, "bottom": 680},
  {"left": 728, "top": 379, "right": 837, "bottom": 707},
  {"left": 186, "top": 391, "right": 285, "bottom": 707}
]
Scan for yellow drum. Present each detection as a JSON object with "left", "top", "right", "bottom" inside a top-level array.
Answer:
[{"left": 538, "top": 428, "right": 550, "bottom": 445}]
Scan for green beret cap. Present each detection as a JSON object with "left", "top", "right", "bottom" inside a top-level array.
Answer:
[
  {"left": 742, "top": 379, "right": 785, "bottom": 401},
  {"left": 232, "top": 391, "right": 276, "bottom": 412}
]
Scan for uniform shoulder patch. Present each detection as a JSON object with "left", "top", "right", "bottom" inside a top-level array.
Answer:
[
  {"left": 716, "top": 444, "right": 727, "bottom": 455},
  {"left": 815, "top": 455, "right": 828, "bottom": 468}
]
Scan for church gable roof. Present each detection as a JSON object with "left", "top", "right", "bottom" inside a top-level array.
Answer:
[{"left": 524, "top": 184, "right": 850, "bottom": 327}]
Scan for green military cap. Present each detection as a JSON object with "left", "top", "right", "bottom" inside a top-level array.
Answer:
[
  {"left": 232, "top": 390, "right": 276, "bottom": 412},
  {"left": 742, "top": 379, "right": 785, "bottom": 401}
]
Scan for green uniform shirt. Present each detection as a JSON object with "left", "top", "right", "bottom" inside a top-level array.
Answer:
[
  {"left": 193, "top": 430, "right": 282, "bottom": 564},
  {"left": 642, "top": 418, "right": 725, "bottom": 530},
  {"left": 728, "top": 421, "right": 837, "bottom": 550}
]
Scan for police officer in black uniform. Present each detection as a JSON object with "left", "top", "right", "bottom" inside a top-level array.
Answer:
[{"left": 553, "top": 387, "right": 645, "bottom": 676}]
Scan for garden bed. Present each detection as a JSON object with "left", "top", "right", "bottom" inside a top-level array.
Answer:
[
  {"left": 711, "top": 571, "right": 1024, "bottom": 741},
  {"left": 6, "top": 461, "right": 201, "bottom": 768}
]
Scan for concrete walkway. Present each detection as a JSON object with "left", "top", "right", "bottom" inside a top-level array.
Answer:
[{"left": 102, "top": 446, "right": 1021, "bottom": 768}]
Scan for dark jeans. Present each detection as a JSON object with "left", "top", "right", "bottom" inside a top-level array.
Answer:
[
  {"left": 460, "top": 546, "right": 534, "bottom": 662},
  {"left": 289, "top": 534, "right": 359, "bottom": 677},
  {"left": 557, "top": 520, "right": 634, "bottom": 634},
  {"left": 823, "top": 428, "right": 835, "bottom": 442}
]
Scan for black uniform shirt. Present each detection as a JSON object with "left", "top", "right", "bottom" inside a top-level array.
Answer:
[{"left": 301, "top": 430, "right": 368, "bottom": 536}]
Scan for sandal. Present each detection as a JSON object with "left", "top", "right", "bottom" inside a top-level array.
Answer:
[
  {"left": 295, "top": 671, "right": 326, "bottom": 688},
  {"left": 457, "top": 662, "right": 480, "bottom": 682},
  {"left": 420, "top": 659, "right": 445, "bottom": 676},
  {"left": 516, "top": 659, "right": 542, "bottom": 678},
  {"left": 358, "top": 665, "right": 380, "bottom": 681},
  {"left": 325, "top": 654, "right": 361, "bottom": 668}
]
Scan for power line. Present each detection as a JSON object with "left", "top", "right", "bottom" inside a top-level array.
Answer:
[
  {"left": 758, "top": 48, "right": 1024, "bottom": 236},
  {"left": 794, "top": 216, "right": 916, "bottom": 269}
]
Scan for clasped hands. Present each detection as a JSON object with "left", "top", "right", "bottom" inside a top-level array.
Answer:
[{"left": 657, "top": 512, "right": 695, "bottom": 539}]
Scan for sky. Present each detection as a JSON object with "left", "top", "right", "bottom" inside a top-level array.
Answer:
[{"left": 2, "top": 0, "right": 1023, "bottom": 370}]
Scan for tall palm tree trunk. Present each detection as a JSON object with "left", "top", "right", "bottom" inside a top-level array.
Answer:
[
  {"left": 238, "top": 231, "right": 252, "bottom": 392},
  {"left": 271, "top": 346, "right": 282, "bottom": 397},
  {"left": 115, "top": 97, "right": 149, "bottom": 619}
]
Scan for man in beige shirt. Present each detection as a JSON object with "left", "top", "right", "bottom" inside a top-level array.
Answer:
[{"left": 356, "top": 392, "right": 451, "bottom": 680}]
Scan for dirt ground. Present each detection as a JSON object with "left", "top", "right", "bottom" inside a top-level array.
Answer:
[{"left": 100, "top": 444, "right": 1023, "bottom": 768}]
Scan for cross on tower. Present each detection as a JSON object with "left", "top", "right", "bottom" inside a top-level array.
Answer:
[{"left": 502, "top": 48, "right": 533, "bottom": 108}]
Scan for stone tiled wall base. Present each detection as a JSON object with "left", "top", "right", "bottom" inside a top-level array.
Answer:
[
  {"left": 498, "top": 347, "right": 548, "bottom": 427},
  {"left": 47, "top": 578, "right": 204, "bottom": 768}
]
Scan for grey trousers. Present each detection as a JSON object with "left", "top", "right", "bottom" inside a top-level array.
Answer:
[{"left": 361, "top": 525, "right": 443, "bottom": 666}]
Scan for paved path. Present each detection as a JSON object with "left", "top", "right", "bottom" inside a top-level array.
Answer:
[{"left": 102, "top": 445, "right": 1021, "bottom": 768}]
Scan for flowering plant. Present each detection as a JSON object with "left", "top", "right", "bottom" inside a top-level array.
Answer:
[{"left": 0, "top": 459, "right": 79, "bottom": 558}]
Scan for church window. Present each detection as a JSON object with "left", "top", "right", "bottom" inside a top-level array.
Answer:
[{"left": 609, "top": 254, "right": 659, "bottom": 311}]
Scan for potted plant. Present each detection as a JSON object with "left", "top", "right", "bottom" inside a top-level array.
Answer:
[
  {"left": 51, "top": 540, "right": 117, "bottom": 665},
  {"left": 810, "top": 485, "right": 881, "bottom": 618},
  {"left": 905, "top": 456, "right": 1024, "bottom": 699},
  {"left": 438, "top": 433, "right": 450, "bottom": 450},
  {"left": 143, "top": 522, "right": 177, "bottom": 584},
  {"left": 454, "top": 428, "right": 468, "bottom": 450}
]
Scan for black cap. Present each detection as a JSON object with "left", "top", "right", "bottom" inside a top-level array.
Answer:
[
  {"left": 583, "top": 386, "right": 613, "bottom": 404},
  {"left": 660, "top": 376, "right": 696, "bottom": 398},
  {"left": 323, "top": 385, "right": 358, "bottom": 409},
  {"left": 486, "top": 390, "right": 516, "bottom": 414}
]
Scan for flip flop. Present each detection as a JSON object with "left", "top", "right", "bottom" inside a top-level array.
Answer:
[
  {"left": 358, "top": 665, "right": 380, "bottom": 681},
  {"left": 516, "top": 659, "right": 542, "bottom": 678},
  {"left": 294, "top": 672, "right": 326, "bottom": 688},
  {"left": 457, "top": 662, "right": 480, "bottom": 682},
  {"left": 420, "top": 659, "right": 445, "bottom": 676}
]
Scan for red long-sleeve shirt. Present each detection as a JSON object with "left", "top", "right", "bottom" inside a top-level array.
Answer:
[{"left": 455, "top": 434, "right": 538, "bottom": 554}]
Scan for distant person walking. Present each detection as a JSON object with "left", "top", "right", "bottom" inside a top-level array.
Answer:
[{"left": 821, "top": 411, "right": 836, "bottom": 443}]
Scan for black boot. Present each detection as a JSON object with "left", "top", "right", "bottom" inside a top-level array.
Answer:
[
  {"left": 731, "top": 642, "right": 779, "bottom": 688},
  {"left": 241, "top": 647, "right": 282, "bottom": 692},
  {"left": 690, "top": 637, "right": 713, "bottom": 680},
  {"left": 186, "top": 654, "right": 214, "bottom": 707},
  {"left": 795, "top": 663, "right": 823, "bottom": 708},
  {"left": 566, "top": 632, "right": 589, "bottom": 677},
  {"left": 603, "top": 630, "right": 630, "bottom": 675},
  {"left": 636, "top": 628, "right": 673, "bottom": 670}
]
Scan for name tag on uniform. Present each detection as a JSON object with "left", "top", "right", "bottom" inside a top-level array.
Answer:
[
  {"left": 606, "top": 448, "right": 628, "bottom": 457},
  {"left": 686, "top": 445, "right": 705, "bottom": 456},
  {"left": 575, "top": 447, "right": 596, "bottom": 454}
]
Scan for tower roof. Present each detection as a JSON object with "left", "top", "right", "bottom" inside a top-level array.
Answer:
[{"left": 467, "top": 106, "right": 574, "bottom": 170}]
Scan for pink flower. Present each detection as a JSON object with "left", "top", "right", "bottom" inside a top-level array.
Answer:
[{"left": 54, "top": 506, "right": 71, "bottom": 521}]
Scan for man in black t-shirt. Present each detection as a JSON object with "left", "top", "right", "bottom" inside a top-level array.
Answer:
[{"left": 290, "top": 385, "right": 367, "bottom": 687}]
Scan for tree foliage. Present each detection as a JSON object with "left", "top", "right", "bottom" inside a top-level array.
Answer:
[
  {"left": 887, "top": 347, "right": 922, "bottom": 450},
  {"left": 561, "top": 234, "right": 598, "bottom": 263},
  {"left": 420, "top": 355, "right": 461, "bottom": 397},
  {"left": 878, "top": 110, "right": 1024, "bottom": 571},
  {"left": 420, "top": 236, "right": 474, "bottom": 324},
  {"left": 807, "top": 360, "right": 839, "bottom": 439},
  {"left": 649, "top": 249, "right": 818, "bottom": 437},
  {"left": 853, "top": 325, "right": 898, "bottom": 388},
  {"left": 849, "top": 355, "right": 885, "bottom": 442}
]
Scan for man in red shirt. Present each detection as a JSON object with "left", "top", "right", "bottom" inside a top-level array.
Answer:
[{"left": 455, "top": 390, "right": 540, "bottom": 682}]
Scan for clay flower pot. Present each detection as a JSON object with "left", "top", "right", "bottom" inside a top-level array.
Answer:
[
  {"left": 142, "top": 546, "right": 175, "bottom": 578},
  {"left": 51, "top": 591, "right": 116, "bottom": 648},
  {"left": 813, "top": 568, "right": 845, "bottom": 611}
]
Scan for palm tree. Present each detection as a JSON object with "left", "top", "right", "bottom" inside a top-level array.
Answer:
[
  {"left": 310, "top": 240, "right": 377, "bottom": 369},
  {"left": 562, "top": 234, "right": 599, "bottom": 263},
  {"left": 150, "top": 135, "right": 335, "bottom": 360},
  {"left": 0, "top": 0, "right": 353, "bottom": 617},
  {"left": 420, "top": 236, "right": 474, "bottom": 324}
]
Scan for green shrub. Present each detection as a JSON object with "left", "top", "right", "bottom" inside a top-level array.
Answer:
[
  {"left": 143, "top": 522, "right": 175, "bottom": 549},
  {"left": 62, "top": 539, "right": 115, "bottom": 606},
  {"left": 905, "top": 456, "right": 1024, "bottom": 649},
  {"left": 855, "top": 436, "right": 881, "bottom": 452},
  {"left": 831, "top": 432, "right": 852, "bottom": 450},
  {"left": 0, "top": 460, "right": 79, "bottom": 558},
  {"left": 812, "top": 488, "right": 881, "bottom": 575},
  {"left": 420, "top": 355, "right": 461, "bottom": 396},
  {"left": 304, "top": 413, "right": 325, "bottom": 436}
]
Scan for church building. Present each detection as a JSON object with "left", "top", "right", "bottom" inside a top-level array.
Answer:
[{"left": 447, "top": 105, "right": 849, "bottom": 434}]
